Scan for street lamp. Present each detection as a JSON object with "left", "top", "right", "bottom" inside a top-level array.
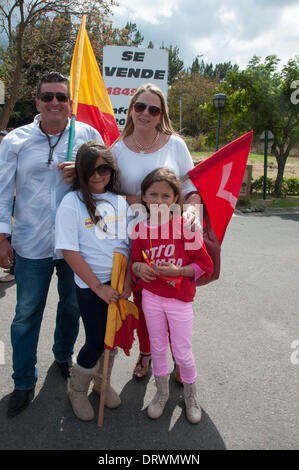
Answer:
[{"left": 213, "top": 93, "right": 227, "bottom": 151}]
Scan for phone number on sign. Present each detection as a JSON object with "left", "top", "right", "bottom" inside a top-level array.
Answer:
[{"left": 107, "top": 87, "right": 137, "bottom": 96}]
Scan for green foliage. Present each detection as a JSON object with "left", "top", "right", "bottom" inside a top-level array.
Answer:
[
  {"left": 190, "top": 57, "right": 239, "bottom": 81},
  {"left": 251, "top": 176, "right": 299, "bottom": 196},
  {"left": 160, "top": 45, "right": 184, "bottom": 85},
  {"left": 200, "top": 55, "right": 299, "bottom": 196}
]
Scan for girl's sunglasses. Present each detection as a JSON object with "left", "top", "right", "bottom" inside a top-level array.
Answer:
[
  {"left": 39, "top": 92, "right": 69, "bottom": 103},
  {"left": 92, "top": 164, "right": 112, "bottom": 176},
  {"left": 133, "top": 102, "right": 161, "bottom": 117}
]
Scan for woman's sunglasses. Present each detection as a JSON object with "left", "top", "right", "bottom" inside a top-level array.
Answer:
[
  {"left": 133, "top": 102, "right": 161, "bottom": 117},
  {"left": 92, "top": 164, "right": 112, "bottom": 176},
  {"left": 39, "top": 92, "right": 69, "bottom": 103}
]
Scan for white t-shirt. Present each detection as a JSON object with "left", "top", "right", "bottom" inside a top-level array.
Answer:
[
  {"left": 111, "top": 135, "right": 197, "bottom": 197},
  {"left": 55, "top": 191, "right": 131, "bottom": 288}
]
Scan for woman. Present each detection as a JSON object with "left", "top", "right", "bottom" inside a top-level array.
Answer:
[{"left": 111, "top": 83, "right": 201, "bottom": 379}]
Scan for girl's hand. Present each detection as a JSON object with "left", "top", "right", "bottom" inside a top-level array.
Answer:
[
  {"left": 95, "top": 284, "right": 119, "bottom": 304},
  {"left": 155, "top": 262, "right": 182, "bottom": 277},
  {"left": 133, "top": 262, "right": 157, "bottom": 283},
  {"left": 119, "top": 270, "right": 133, "bottom": 299},
  {"left": 57, "top": 161, "right": 76, "bottom": 183}
]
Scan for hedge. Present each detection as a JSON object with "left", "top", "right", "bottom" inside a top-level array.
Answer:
[{"left": 251, "top": 176, "right": 299, "bottom": 196}]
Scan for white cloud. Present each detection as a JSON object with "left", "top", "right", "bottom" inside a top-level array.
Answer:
[
  {"left": 111, "top": 0, "right": 299, "bottom": 69},
  {"left": 111, "top": 0, "right": 179, "bottom": 25}
]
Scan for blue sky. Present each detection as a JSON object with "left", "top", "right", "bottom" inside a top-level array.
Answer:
[{"left": 110, "top": 0, "right": 299, "bottom": 69}]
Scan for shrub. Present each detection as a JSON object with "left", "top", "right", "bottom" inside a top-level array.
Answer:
[
  {"left": 251, "top": 176, "right": 299, "bottom": 196},
  {"left": 185, "top": 134, "right": 208, "bottom": 152}
]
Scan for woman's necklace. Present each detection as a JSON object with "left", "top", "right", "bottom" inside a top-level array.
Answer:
[{"left": 132, "top": 131, "right": 160, "bottom": 154}]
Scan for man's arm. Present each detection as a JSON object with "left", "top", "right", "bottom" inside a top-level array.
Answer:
[{"left": 0, "top": 135, "right": 17, "bottom": 268}]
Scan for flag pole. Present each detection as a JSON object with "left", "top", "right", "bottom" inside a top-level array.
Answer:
[{"left": 67, "top": 15, "right": 86, "bottom": 161}]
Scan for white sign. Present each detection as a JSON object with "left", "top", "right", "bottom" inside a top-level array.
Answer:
[
  {"left": 260, "top": 130, "right": 274, "bottom": 142},
  {"left": 102, "top": 46, "right": 169, "bottom": 130}
]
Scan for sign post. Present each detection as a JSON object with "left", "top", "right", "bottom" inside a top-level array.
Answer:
[
  {"left": 260, "top": 130, "right": 274, "bottom": 200},
  {"left": 102, "top": 46, "right": 169, "bottom": 131}
]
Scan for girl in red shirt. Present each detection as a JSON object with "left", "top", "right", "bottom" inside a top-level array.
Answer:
[{"left": 131, "top": 168, "right": 213, "bottom": 424}]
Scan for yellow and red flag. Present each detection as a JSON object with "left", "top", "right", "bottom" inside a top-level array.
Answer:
[
  {"left": 104, "top": 252, "right": 139, "bottom": 356},
  {"left": 69, "top": 15, "right": 120, "bottom": 148}
]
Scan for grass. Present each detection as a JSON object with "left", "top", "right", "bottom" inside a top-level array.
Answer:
[
  {"left": 191, "top": 151, "right": 299, "bottom": 165},
  {"left": 190, "top": 151, "right": 299, "bottom": 210},
  {"left": 236, "top": 194, "right": 299, "bottom": 210}
]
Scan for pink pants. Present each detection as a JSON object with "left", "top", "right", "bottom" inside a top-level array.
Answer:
[{"left": 142, "top": 289, "right": 197, "bottom": 383}]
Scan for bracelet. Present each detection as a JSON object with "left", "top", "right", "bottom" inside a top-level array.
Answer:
[{"left": 95, "top": 283, "right": 104, "bottom": 291}]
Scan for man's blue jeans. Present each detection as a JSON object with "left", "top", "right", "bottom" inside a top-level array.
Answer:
[{"left": 11, "top": 253, "right": 80, "bottom": 389}]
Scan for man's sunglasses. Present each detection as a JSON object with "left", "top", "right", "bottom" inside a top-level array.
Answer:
[
  {"left": 92, "top": 164, "right": 112, "bottom": 176},
  {"left": 39, "top": 92, "right": 69, "bottom": 103},
  {"left": 133, "top": 102, "right": 161, "bottom": 117}
]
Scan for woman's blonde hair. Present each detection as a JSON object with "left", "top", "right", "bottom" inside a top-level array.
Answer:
[{"left": 118, "top": 83, "right": 177, "bottom": 139}]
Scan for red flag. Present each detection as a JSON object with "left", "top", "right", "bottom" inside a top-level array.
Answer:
[{"left": 188, "top": 131, "right": 253, "bottom": 245}]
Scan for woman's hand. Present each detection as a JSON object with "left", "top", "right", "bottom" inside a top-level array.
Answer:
[
  {"left": 95, "top": 284, "right": 119, "bottom": 304},
  {"left": 57, "top": 161, "right": 76, "bottom": 183},
  {"left": 132, "top": 262, "right": 157, "bottom": 283},
  {"left": 182, "top": 206, "right": 202, "bottom": 232}
]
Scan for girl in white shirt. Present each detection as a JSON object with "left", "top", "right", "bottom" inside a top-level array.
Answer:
[{"left": 55, "top": 141, "right": 132, "bottom": 422}]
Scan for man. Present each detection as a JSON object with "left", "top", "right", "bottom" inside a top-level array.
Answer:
[{"left": 0, "top": 72, "right": 103, "bottom": 417}]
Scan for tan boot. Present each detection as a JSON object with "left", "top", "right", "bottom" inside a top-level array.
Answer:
[
  {"left": 92, "top": 350, "right": 121, "bottom": 409},
  {"left": 183, "top": 382, "right": 202, "bottom": 424},
  {"left": 147, "top": 375, "right": 169, "bottom": 419},
  {"left": 67, "top": 362, "right": 98, "bottom": 421}
]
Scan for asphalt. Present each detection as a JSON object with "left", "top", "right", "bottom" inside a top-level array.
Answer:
[{"left": 0, "top": 210, "right": 298, "bottom": 451}]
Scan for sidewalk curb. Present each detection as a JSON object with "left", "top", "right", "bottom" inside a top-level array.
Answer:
[{"left": 235, "top": 206, "right": 299, "bottom": 216}]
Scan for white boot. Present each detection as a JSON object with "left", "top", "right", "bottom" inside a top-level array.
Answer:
[
  {"left": 92, "top": 350, "right": 121, "bottom": 409},
  {"left": 67, "top": 362, "right": 98, "bottom": 421},
  {"left": 147, "top": 375, "right": 169, "bottom": 419},
  {"left": 183, "top": 382, "right": 202, "bottom": 424}
]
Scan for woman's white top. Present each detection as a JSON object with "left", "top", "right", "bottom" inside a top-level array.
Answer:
[{"left": 112, "top": 135, "right": 197, "bottom": 197}]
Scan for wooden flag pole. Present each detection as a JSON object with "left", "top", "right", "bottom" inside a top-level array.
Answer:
[{"left": 97, "top": 349, "right": 110, "bottom": 427}]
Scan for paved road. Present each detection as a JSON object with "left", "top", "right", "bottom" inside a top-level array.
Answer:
[{"left": 0, "top": 211, "right": 298, "bottom": 450}]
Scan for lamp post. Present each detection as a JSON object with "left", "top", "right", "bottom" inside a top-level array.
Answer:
[{"left": 213, "top": 93, "right": 227, "bottom": 151}]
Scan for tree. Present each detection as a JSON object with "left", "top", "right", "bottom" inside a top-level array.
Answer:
[
  {"left": 204, "top": 55, "right": 299, "bottom": 196},
  {"left": 0, "top": 0, "right": 117, "bottom": 129},
  {"left": 168, "top": 71, "right": 218, "bottom": 135},
  {"left": 123, "top": 22, "right": 144, "bottom": 47},
  {"left": 190, "top": 57, "right": 238, "bottom": 81},
  {"left": 160, "top": 44, "right": 184, "bottom": 85}
]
